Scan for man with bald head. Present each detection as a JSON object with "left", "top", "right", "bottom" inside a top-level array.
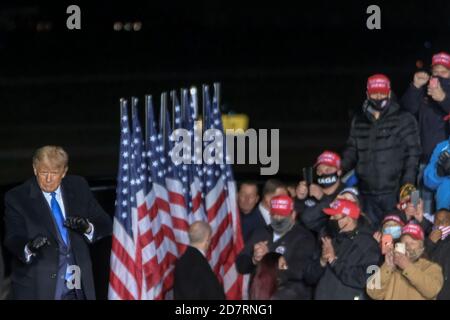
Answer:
[{"left": 174, "top": 221, "right": 225, "bottom": 300}]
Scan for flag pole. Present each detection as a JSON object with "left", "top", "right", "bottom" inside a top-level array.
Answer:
[
  {"left": 170, "top": 90, "right": 176, "bottom": 130},
  {"left": 181, "top": 88, "right": 187, "bottom": 127},
  {"left": 213, "top": 82, "right": 221, "bottom": 112},
  {"left": 160, "top": 92, "right": 167, "bottom": 151},
  {"left": 190, "top": 86, "right": 199, "bottom": 121},
  {"left": 145, "top": 95, "right": 152, "bottom": 146},
  {"left": 131, "top": 96, "right": 138, "bottom": 118}
]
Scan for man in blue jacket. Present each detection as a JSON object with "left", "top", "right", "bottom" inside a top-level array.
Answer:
[{"left": 424, "top": 125, "right": 450, "bottom": 210}]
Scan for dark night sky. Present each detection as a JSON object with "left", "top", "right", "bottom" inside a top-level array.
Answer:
[{"left": 0, "top": 0, "right": 449, "bottom": 183}]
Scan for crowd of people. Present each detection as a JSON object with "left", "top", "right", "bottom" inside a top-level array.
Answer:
[{"left": 236, "top": 51, "right": 450, "bottom": 300}]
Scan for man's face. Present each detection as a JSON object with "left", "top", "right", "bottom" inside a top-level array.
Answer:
[
  {"left": 401, "top": 235, "right": 423, "bottom": 262},
  {"left": 316, "top": 164, "right": 339, "bottom": 176},
  {"left": 432, "top": 65, "right": 450, "bottom": 78},
  {"left": 33, "top": 161, "right": 67, "bottom": 193},
  {"left": 368, "top": 93, "right": 389, "bottom": 100},
  {"left": 330, "top": 214, "right": 355, "bottom": 232},
  {"left": 238, "top": 184, "right": 259, "bottom": 215},
  {"left": 434, "top": 210, "right": 450, "bottom": 227}
]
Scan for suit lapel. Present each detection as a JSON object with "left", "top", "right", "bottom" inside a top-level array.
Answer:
[{"left": 29, "top": 178, "right": 60, "bottom": 243}]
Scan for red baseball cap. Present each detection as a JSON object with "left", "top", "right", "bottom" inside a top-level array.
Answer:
[
  {"left": 323, "top": 199, "right": 360, "bottom": 219},
  {"left": 314, "top": 151, "right": 341, "bottom": 169},
  {"left": 270, "top": 195, "right": 294, "bottom": 217},
  {"left": 432, "top": 52, "right": 450, "bottom": 69},
  {"left": 382, "top": 214, "right": 406, "bottom": 227},
  {"left": 401, "top": 223, "right": 424, "bottom": 241},
  {"left": 367, "top": 74, "right": 391, "bottom": 95}
]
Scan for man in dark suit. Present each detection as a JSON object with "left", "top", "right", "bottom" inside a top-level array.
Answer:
[
  {"left": 3, "top": 145, "right": 112, "bottom": 300},
  {"left": 174, "top": 221, "right": 225, "bottom": 300}
]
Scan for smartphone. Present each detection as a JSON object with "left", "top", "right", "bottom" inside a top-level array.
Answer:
[
  {"left": 411, "top": 190, "right": 420, "bottom": 208},
  {"left": 381, "top": 234, "right": 393, "bottom": 255},
  {"left": 302, "top": 167, "right": 313, "bottom": 186},
  {"left": 429, "top": 77, "right": 438, "bottom": 88},
  {"left": 395, "top": 242, "right": 406, "bottom": 255}
]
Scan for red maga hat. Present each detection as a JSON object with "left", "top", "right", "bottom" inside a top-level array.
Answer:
[
  {"left": 314, "top": 151, "right": 341, "bottom": 169},
  {"left": 367, "top": 74, "right": 391, "bottom": 95},
  {"left": 401, "top": 223, "right": 424, "bottom": 241},
  {"left": 270, "top": 195, "right": 294, "bottom": 217},
  {"left": 432, "top": 52, "right": 450, "bottom": 69},
  {"left": 323, "top": 199, "right": 360, "bottom": 219}
]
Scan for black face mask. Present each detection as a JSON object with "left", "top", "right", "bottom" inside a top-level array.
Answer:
[
  {"left": 316, "top": 173, "right": 339, "bottom": 189},
  {"left": 435, "top": 76, "right": 450, "bottom": 90},
  {"left": 368, "top": 98, "right": 389, "bottom": 111},
  {"left": 325, "top": 219, "right": 340, "bottom": 238}
]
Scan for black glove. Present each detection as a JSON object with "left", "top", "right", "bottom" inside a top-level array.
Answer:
[
  {"left": 27, "top": 236, "right": 50, "bottom": 254},
  {"left": 437, "top": 150, "right": 450, "bottom": 177},
  {"left": 64, "top": 216, "right": 91, "bottom": 234}
]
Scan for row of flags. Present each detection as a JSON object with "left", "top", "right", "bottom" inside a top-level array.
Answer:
[{"left": 108, "top": 84, "right": 244, "bottom": 300}]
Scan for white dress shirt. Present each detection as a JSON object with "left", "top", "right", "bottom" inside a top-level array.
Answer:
[
  {"left": 258, "top": 202, "right": 271, "bottom": 226},
  {"left": 24, "top": 186, "right": 94, "bottom": 262}
]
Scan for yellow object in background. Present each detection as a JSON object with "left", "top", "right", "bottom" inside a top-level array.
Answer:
[
  {"left": 194, "top": 114, "right": 249, "bottom": 133},
  {"left": 222, "top": 114, "right": 249, "bottom": 132}
]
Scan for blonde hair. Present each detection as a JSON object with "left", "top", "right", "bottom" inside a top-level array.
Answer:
[{"left": 32, "top": 145, "right": 69, "bottom": 169}]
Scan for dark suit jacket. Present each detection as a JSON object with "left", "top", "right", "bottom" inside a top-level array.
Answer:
[
  {"left": 174, "top": 246, "right": 225, "bottom": 300},
  {"left": 3, "top": 175, "right": 112, "bottom": 300},
  {"left": 240, "top": 206, "right": 266, "bottom": 243}
]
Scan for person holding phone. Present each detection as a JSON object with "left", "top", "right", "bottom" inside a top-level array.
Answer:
[
  {"left": 342, "top": 74, "right": 421, "bottom": 228},
  {"left": 373, "top": 214, "right": 406, "bottom": 245},
  {"left": 396, "top": 184, "right": 433, "bottom": 236},
  {"left": 367, "top": 223, "right": 443, "bottom": 300},
  {"left": 298, "top": 151, "right": 345, "bottom": 233},
  {"left": 401, "top": 52, "right": 450, "bottom": 216}
]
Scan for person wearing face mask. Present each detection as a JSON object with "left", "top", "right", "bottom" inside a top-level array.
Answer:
[
  {"left": 299, "top": 151, "right": 345, "bottom": 233},
  {"left": 402, "top": 53, "right": 450, "bottom": 217},
  {"left": 425, "top": 209, "right": 450, "bottom": 300},
  {"left": 367, "top": 223, "right": 443, "bottom": 300},
  {"left": 305, "top": 199, "right": 381, "bottom": 300},
  {"left": 342, "top": 74, "right": 421, "bottom": 228},
  {"left": 236, "top": 195, "right": 317, "bottom": 300},
  {"left": 373, "top": 214, "right": 406, "bottom": 244}
]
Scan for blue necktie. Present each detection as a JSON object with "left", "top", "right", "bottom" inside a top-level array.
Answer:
[{"left": 50, "top": 192, "right": 69, "bottom": 245}]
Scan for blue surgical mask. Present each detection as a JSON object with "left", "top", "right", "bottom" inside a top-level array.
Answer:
[{"left": 383, "top": 226, "right": 402, "bottom": 240}]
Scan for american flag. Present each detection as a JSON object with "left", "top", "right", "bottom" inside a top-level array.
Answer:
[
  {"left": 109, "top": 99, "right": 144, "bottom": 300},
  {"left": 203, "top": 85, "right": 244, "bottom": 300},
  {"left": 163, "top": 97, "right": 190, "bottom": 255},
  {"left": 109, "top": 84, "right": 243, "bottom": 300}
]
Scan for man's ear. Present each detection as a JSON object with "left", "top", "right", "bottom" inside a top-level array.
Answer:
[
  {"left": 337, "top": 170, "right": 342, "bottom": 177},
  {"left": 62, "top": 166, "right": 69, "bottom": 178},
  {"left": 33, "top": 165, "right": 38, "bottom": 176}
]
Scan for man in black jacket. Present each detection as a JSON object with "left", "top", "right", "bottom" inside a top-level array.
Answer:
[
  {"left": 238, "top": 182, "right": 265, "bottom": 243},
  {"left": 401, "top": 52, "right": 450, "bottom": 216},
  {"left": 298, "top": 151, "right": 345, "bottom": 233},
  {"left": 236, "top": 195, "right": 317, "bottom": 299},
  {"left": 306, "top": 199, "right": 381, "bottom": 300},
  {"left": 426, "top": 208, "right": 450, "bottom": 300},
  {"left": 4, "top": 145, "right": 112, "bottom": 300},
  {"left": 342, "top": 74, "right": 421, "bottom": 228},
  {"left": 174, "top": 221, "right": 225, "bottom": 300}
]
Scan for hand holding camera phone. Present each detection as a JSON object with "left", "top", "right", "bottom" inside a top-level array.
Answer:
[
  {"left": 381, "top": 234, "right": 393, "bottom": 255},
  {"left": 395, "top": 242, "right": 406, "bottom": 255}
]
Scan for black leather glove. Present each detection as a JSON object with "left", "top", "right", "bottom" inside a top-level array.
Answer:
[
  {"left": 437, "top": 150, "right": 450, "bottom": 177},
  {"left": 27, "top": 236, "right": 50, "bottom": 254},
  {"left": 64, "top": 217, "right": 91, "bottom": 234}
]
